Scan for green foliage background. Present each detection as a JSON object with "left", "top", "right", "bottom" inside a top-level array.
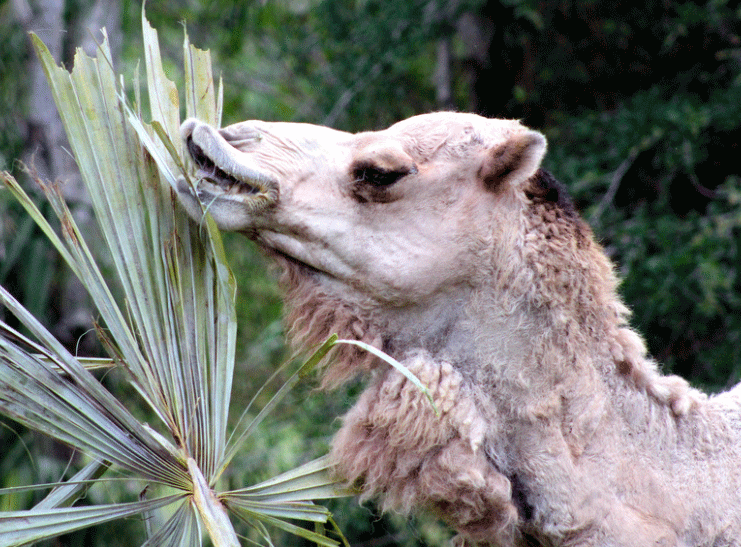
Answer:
[{"left": 2, "top": 0, "right": 741, "bottom": 545}]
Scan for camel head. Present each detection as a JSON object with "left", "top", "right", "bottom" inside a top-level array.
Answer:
[{"left": 177, "top": 112, "right": 552, "bottom": 382}]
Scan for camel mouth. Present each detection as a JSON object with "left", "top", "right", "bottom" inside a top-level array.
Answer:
[
  {"left": 176, "top": 123, "right": 279, "bottom": 231},
  {"left": 186, "top": 136, "right": 269, "bottom": 198}
]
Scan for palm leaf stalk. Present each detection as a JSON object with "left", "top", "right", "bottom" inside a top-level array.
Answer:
[{"left": 0, "top": 13, "right": 347, "bottom": 547}]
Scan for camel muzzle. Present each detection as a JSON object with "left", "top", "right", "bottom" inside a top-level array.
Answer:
[{"left": 176, "top": 118, "right": 278, "bottom": 230}]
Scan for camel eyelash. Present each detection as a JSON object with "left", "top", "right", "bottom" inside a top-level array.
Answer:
[{"left": 353, "top": 165, "right": 407, "bottom": 187}]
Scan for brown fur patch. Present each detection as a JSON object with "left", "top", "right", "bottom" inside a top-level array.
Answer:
[
  {"left": 519, "top": 171, "right": 700, "bottom": 414},
  {"left": 525, "top": 169, "right": 577, "bottom": 218},
  {"left": 276, "top": 256, "right": 383, "bottom": 387}
]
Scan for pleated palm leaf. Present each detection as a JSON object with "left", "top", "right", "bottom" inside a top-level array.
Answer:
[{"left": 0, "top": 14, "right": 346, "bottom": 547}]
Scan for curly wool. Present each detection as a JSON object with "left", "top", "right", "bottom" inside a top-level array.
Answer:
[{"left": 331, "top": 355, "right": 519, "bottom": 545}]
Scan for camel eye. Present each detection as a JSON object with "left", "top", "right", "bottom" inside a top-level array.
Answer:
[
  {"left": 354, "top": 165, "right": 406, "bottom": 187},
  {"left": 350, "top": 160, "right": 417, "bottom": 203}
]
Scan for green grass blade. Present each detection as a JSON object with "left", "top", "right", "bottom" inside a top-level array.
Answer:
[{"left": 334, "top": 339, "right": 438, "bottom": 413}]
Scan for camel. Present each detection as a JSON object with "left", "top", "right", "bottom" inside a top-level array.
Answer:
[{"left": 176, "top": 112, "right": 741, "bottom": 547}]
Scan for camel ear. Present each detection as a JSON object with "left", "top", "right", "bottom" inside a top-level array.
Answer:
[{"left": 479, "top": 129, "right": 547, "bottom": 192}]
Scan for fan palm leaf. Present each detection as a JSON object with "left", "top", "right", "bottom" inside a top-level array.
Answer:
[{"left": 0, "top": 12, "right": 346, "bottom": 547}]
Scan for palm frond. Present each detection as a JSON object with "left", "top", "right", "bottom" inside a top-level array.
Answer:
[
  {"left": 0, "top": 284, "right": 190, "bottom": 489},
  {"left": 0, "top": 494, "right": 186, "bottom": 547},
  {"left": 0, "top": 12, "right": 347, "bottom": 547}
]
